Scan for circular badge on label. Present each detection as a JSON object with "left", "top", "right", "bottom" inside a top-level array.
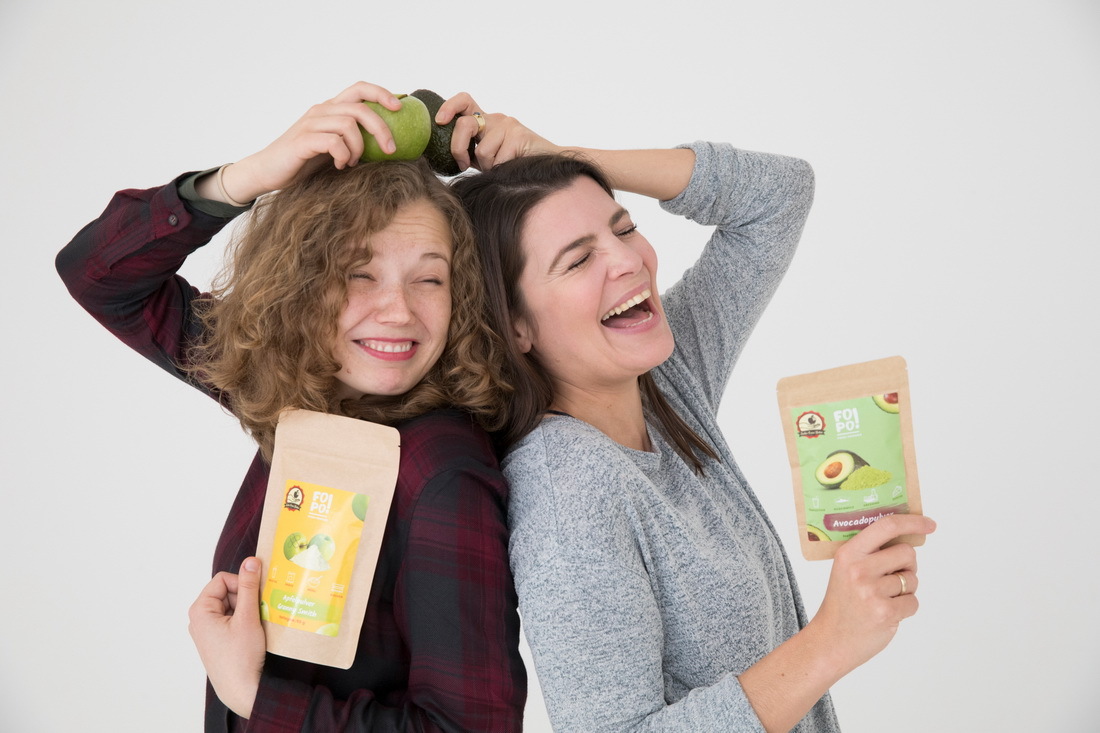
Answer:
[{"left": 795, "top": 411, "right": 826, "bottom": 438}]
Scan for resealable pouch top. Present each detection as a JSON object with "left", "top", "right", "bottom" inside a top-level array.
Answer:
[
  {"left": 255, "top": 408, "right": 400, "bottom": 668},
  {"left": 777, "top": 356, "right": 923, "bottom": 561}
]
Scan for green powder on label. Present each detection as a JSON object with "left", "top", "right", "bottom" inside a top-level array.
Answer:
[{"left": 840, "top": 466, "right": 892, "bottom": 491}]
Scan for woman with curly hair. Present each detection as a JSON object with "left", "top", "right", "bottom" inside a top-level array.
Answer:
[{"left": 56, "top": 81, "right": 525, "bottom": 732}]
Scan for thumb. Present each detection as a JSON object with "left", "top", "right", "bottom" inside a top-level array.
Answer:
[{"left": 233, "top": 557, "right": 263, "bottom": 625}]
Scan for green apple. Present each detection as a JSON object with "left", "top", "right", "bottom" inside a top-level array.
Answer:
[
  {"left": 316, "top": 622, "right": 340, "bottom": 637},
  {"left": 283, "top": 531, "right": 309, "bottom": 561},
  {"left": 308, "top": 533, "right": 337, "bottom": 562},
  {"left": 360, "top": 95, "right": 431, "bottom": 162},
  {"left": 352, "top": 493, "right": 368, "bottom": 522},
  {"left": 259, "top": 600, "right": 270, "bottom": 621}
]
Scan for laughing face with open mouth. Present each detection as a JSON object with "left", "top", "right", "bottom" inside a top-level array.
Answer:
[
  {"left": 512, "top": 176, "right": 675, "bottom": 413},
  {"left": 331, "top": 199, "right": 453, "bottom": 400}
]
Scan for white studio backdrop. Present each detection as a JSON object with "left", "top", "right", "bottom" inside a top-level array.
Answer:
[{"left": 2, "top": 1, "right": 1097, "bottom": 730}]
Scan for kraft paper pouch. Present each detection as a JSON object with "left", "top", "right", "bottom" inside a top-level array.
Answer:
[
  {"left": 256, "top": 409, "right": 400, "bottom": 668},
  {"left": 777, "top": 356, "right": 923, "bottom": 561}
]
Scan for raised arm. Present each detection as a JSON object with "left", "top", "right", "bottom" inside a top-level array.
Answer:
[
  {"left": 437, "top": 97, "right": 696, "bottom": 202},
  {"left": 197, "top": 81, "right": 405, "bottom": 205}
]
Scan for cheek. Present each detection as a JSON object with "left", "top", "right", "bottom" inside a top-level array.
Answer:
[
  {"left": 426, "top": 293, "right": 452, "bottom": 333},
  {"left": 637, "top": 240, "right": 659, "bottom": 274},
  {"left": 336, "top": 293, "right": 366, "bottom": 332}
]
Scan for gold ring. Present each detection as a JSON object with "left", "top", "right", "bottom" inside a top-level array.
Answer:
[
  {"left": 894, "top": 571, "right": 908, "bottom": 597},
  {"left": 472, "top": 112, "right": 486, "bottom": 136}
]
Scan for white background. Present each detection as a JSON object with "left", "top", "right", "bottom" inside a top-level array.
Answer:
[{"left": 2, "top": 1, "right": 1097, "bottom": 731}]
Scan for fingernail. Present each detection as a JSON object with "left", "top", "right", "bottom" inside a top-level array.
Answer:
[
  {"left": 386, "top": 141, "right": 396, "bottom": 154},
  {"left": 243, "top": 558, "right": 259, "bottom": 573}
]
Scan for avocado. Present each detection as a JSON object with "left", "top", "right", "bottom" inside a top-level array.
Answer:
[
  {"left": 410, "top": 89, "right": 478, "bottom": 177},
  {"left": 872, "top": 392, "right": 900, "bottom": 414},
  {"left": 813, "top": 450, "right": 869, "bottom": 488},
  {"left": 806, "top": 525, "right": 828, "bottom": 542}
]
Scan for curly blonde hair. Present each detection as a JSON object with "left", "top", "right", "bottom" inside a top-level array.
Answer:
[{"left": 189, "top": 159, "right": 510, "bottom": 460}]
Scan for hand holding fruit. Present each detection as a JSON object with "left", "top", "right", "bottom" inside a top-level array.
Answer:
[
  {"left": 202, "top": 81, "right": 404, "bottom": 204},
  {"left": 434, "top": 91, "right": 561, "bottom": 172},
  {"left": 200, "top": 82, "right": 560, "bottom": 206},
  {"left": 188, "top": 557, "right": 267, "bottom": 719},
  {"left": 358, "top": 89, "right": 561, "bottom": 174}
]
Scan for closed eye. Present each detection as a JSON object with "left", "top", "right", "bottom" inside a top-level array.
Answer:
[
  {"left": 567, "top": 252, "right": 592, "bottom": 271},
  {"left": 616, "top": 223, "right": 638, "bottom": 238}
]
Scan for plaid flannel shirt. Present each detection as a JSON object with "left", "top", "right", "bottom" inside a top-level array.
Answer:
[{"left": 57, "top": 177, "right": 526, "bottom": 732}]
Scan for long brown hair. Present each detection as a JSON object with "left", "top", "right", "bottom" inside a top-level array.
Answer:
[
  {"left": 188, "top": 159, "right": 510, "bottom": 460},
  {"left": 452, "top": 154, "right": 717, "bottom": 473}
]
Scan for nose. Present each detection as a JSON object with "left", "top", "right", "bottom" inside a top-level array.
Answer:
[
  {"left": 605, "top": 237, "right": 643, "bottom": 280},
  {"left": 373, "top": 285, "right": 415, "bottom": 324}
]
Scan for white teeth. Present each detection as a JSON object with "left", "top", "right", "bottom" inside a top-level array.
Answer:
[
  {"left": 601, "top": 289, "right": 652, "bottom": 322},
  {"left": 361, "top": 340, "right": 413, "bottom": 353}
]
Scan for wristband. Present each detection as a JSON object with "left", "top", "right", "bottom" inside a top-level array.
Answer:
[{"left": 215, "top": 163, "right": 254, "bottom": 208}]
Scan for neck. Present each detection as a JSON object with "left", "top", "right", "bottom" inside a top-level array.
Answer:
[{"left": 551, "top": 380, "right": 651, "bottom": 452}]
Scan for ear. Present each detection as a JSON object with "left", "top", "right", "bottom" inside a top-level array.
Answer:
[{"left": 512, "top": 314, "right": 534, "bottom": 354}]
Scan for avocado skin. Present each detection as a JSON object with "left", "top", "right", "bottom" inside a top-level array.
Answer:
[
  {"left": 410, "top": 89, "right": 477, "bottom": 176},
  {"left": 872, "top": 393, "right": 901, "bottom": 414}
]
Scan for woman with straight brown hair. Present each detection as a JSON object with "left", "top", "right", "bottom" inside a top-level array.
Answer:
[{"left": 450, "top": 107, "right": 936, "bottom": 732}]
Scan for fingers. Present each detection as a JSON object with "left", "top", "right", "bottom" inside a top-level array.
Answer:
[
  {"left": 436, "top": 91, "right": 481, "bottom": 125},
  {"left": 329, "top": 80, "right": 401, "bottom": 111},
  {"left": 188, "top": 571, "right": 237, "bottom": 641},
  {"left": 885, "top": 570, "right": 919, "bottom": 599},
  {"left": 843, "top": 513, "right": 936, "bottom": 557},
  {"left": 232, "top": 557, "right": 263, "bottom": 629},
  {"left": 440, "top": 94, "right": 486, "bottom": 172}
]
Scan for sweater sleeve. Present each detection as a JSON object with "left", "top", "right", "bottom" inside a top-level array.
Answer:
[
  {"left": 658, "top": 142, "right": 815, "bottom": 414},
  {"left": 55, "top": 176, "right": 239, "bottom": 391}
]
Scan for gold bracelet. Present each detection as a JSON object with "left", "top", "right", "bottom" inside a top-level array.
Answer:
[{"left": 215, "top": 163, "right": 253, "bottom": 208}]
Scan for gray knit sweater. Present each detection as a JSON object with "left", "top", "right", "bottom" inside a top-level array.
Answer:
[{"left": 503, "top": 142, "right": 840, "bottom": 731}]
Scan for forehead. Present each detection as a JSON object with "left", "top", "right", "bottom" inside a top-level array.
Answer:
[
  {"left": 368, "top": 199, "right": 453, "bottom": 261},
  {"left": 521, "top": 177, "right": 620, "bottom": 261}
]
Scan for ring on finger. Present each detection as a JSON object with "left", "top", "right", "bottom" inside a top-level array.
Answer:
[
  {"left": 471, "top": 112, "right": 486, "bottom": 137},
  {"left": 892, "top": 571, "right": 908, "bottom": 597}
]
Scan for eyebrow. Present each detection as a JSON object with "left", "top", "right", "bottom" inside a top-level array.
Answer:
[
  {"left": 546, "top": 207, "right": 630, "bottom": 272},
  {"left": 422, "top": 250, "right": 451, "bottom": 264}
]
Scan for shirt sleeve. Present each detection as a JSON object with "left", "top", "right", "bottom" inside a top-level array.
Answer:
[
  {"left": 55, "top": 175, "right": 240, "bottom": 389},
  {"left": 243, "top": 430, "right": 526, "bottom": 732},
  {"left": 658, "top": 142, "right": 815, "bottom": 414}
]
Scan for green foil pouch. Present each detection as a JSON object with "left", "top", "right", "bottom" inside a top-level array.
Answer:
[{"left": 777, "top": 356, "right": 924, "bottom": 561}]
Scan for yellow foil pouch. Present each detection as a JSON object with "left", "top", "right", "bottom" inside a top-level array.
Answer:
[
  {"left": 777, "top": 356, "right": 924, "bottom": 561},
  {"left": 256, "top": 409, "right": 400, "bottom": 668}
]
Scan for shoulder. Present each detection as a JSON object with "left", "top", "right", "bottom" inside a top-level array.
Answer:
[
  {"left": 504, "top": 417, "right": 632, "bottom": 499},
  {"left": 394, "top": 409, "right": 507, "bottom": 505},
  {"left": 397, "top": 409, "right": 499, "bottom": 468},
  {"left": 504, "top": 417, "right": 644, "bottom": 564}
]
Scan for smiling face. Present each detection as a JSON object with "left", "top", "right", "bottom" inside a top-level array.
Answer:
[
  {"left": 331, "top": 199, "right": 453, "bottom": 400},
  {"left": 513, "top": 176, "right": 675, "bottom": 400}
]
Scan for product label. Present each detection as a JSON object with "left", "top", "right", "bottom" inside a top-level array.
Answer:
[
  {"left": 790, "top": 392, "right": 909, "bottom": 543},
  {"left": 261, "top": 480, "right": 368, "bottom": 636}
]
